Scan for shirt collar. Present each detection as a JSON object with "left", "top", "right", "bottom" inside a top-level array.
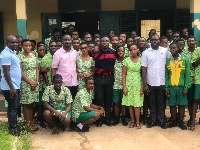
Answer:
[
  {"left": 171, "top": 53, "right": 181, "bottom": 61},
  {"left": 5, "top": 46, "right": 17, "bottom": 54},
  {"left": 60, "top": 47, "right": 74, "bottom": 53}
]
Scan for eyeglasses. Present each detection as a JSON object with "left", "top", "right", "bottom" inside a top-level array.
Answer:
[{"left": 80, "top": 47, "right": 88, "bottom": 50}]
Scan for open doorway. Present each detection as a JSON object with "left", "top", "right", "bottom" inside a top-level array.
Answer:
[{"left": 141, "top": 20, "right": 160, "bottom": 39}]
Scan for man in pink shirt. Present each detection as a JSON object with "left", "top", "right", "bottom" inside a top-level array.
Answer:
[{"left": 52, "top": 34, "right": 79, "bottom": 99}]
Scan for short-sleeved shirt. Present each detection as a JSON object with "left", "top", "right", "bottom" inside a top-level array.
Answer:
[
  {"left": 93, "top": 48, "right": 116, "bottom": 75},
  {"left": 52, "top": 48, "right": 79, "bottom": 86},
  {"left": 44, "top": 37, "right": 51, "bottom": 53},
  {"left": 72, "top": 88, "right": 93, "bottom": 122},
  {"left": 42, "top": 85, "right": 73, "bottom": 108},
  {"left": 191, "top": 47, "right": 200, "bottom": 84},
  {"left": 0, "top": 47, "right": 21, "bottom": 90},
  {"left": 142, "top": 46, "right": 170, "bottom": 86},
  {"left": 181, "top": 48, "right": 195, "bottom": 84},
  {"left": 113, "top": 60, "right": 123, "bottom": 89},
  {"left": 41, "top": 53, "right": 53, "bottom": 87}
]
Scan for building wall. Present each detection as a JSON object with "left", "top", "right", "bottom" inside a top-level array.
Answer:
[
  {"left": 176, "top": 0, "right": 190, "bottom": 9},
  {"left": 26, "top": 0, "right": 58, "bottom": 42},
  {"left": 0, "top": 0, "right": 17, "bottom": 45},
  {"left": 101, "top": 0, "right": 135, "bottom": 11}
]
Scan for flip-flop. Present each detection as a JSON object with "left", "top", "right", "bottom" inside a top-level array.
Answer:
[
  {"left": 129, "top": 122, "right": 135, "bottom": 128},
  {"left": 135, "top": 123, "right": 141, "bottom": 129}
]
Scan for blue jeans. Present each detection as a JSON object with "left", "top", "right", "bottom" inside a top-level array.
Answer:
[{"left": 2, "top": 89, "right": 20, "bottom": 129}]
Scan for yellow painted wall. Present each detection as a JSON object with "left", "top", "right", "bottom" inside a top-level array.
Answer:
[
  {"left": 26, "top": 0, "right": 58, "bottom": 42},
  {"left": 190, "top": 0, "right": 200, "bottom": 13},
  {"left": 176, "top": 0, "right": 190, "bottom": 9},
  {"left": 0, "top": 0, "right": 17, "bottom": 45},
  {"left": 101, "top": 0, "right": 135, "bottom": 11}
]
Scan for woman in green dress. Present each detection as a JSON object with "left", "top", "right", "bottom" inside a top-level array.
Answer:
[
  {"left": 18, "top": 39, "right": 39, "bottom": 128},
  {"left": 122, "top": 44, "right": 144, "bottom": 129}
]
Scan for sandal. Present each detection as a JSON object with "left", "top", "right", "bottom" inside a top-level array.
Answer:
[
  {"left": 52, "top": 127, "right": 59, "bottom": 135},
  {"left": 31, "top": 127, "right": 40, "bottom": 134},
  {"left": 135, "top": 123, "right": 141, "bottom": 129},
  {"left": 129, "top": 122, "right": 135, "bottom": 128}
]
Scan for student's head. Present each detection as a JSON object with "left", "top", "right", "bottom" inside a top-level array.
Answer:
[
  {"left": 30, "top": 40, "right": 36, "bottom": 51},
  {"left": 119, "top": 39, "right": 123, "bottom": 46},
  {"left": 37, "top": 41, "right": 45, "bottom": 48},
  {"left": 56, "top": 40, "right": 62, "bottom": 49},
  {"left": 166, "top": 29, "right": 173, "bottom": 39},
  {"left": 72, "top": 30, "right": 79, "bottom": 39},
  {"left": 108, "top": 30, "right": 116, "bottom": 39},
  {"left": 72, "top": 38, "right": 80, "bottom": 51},
  {"left": 169, "top": 42, "right": 179, "bottom": 56},
  {"left": 53, "top": 28, "right": 61, "bottom": 40},
  {"left": 187, "top": 35, "right": 196, "bottom": 48},
  {"left": 149, "top": 29, "right": 156, "bottom": 38},
  {"left": 84, "top": 32, "right": 92, "bottom": 43},
  {"left": 133, "top": 36, "right": 140, "bottom": 45},
  {"left": 67, "top": 24, "right": 75, "bottom": 35},
  {"left": 100, "top": 36, "right": 110, "bottom": 50},
  {"left": 116, "top": 46, "right": 125, "bottom": 58},
  {"left": 150, "top": 35, "right": 160, "bottom": 49},
  {"left": 6, "top": 35, "right": 18, "bottom": 51},
  {"left": 160, "top": 36, "right": 168, "bottom": 48},
  {"left": 119, "top": 33, "right": 127, "bottom": 42},
  {"left": 49, "top": 41, "right": 57, "bottom": 56},
  {"left": 62, "top": 34, "right": 72, "bottom": 48},
  {"left": 177, "top": 39, "right": 185, "bottom": 53},
  {"left": 126, "top": 37, "right": 134, "bottom": 48},
  {"left": 181, "top": 28, "right": 188, "bottom": 38},
  {"left": 80, "top": 42, "right": 89, "bottom": 54},
  {"left": 22, "top": 39, "right": 32, "bottom": 53},
  {"left": 172, "top": 31, "right": 180, "bottom": 42},
  {"left": 111, "top": 35, "right": 119, "bottom": 48},
  {"left": 94, "top": 37, "right": 100, "bottom": 46},
  {"left": 94, "top": 31, "right": 100, "bottom": 38},
  {"left": 131, "top": 31, "right": 137, "bottom": 38},
  {"left": 15, "top": 35, "right": 23, "bottom": 51},
  {"left": 88, "top": 41, "right": 95, "bottom": 52},
  {"left": 129, "top": 44, "right": 139, "bottom": 57},
  {"left": 138, "top": 37, "right": 146, "bottom": 48},
  {"left": 85, "top": 77, "right": 94, "bottom": 90},
  {"left": 53, "top": 74, "right": 63, "bottom": 91},
  {"left": 37, "top": 45, "right": 45, "bottom": 58}
]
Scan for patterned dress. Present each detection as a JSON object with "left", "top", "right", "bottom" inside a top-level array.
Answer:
[
  {"left": 113, "top": 60, "right": 123, "bottom": 90},
  {"left": 76, "top": 56, "right": 95, "bottom": 91},
  {"left": 18, "top": 53, "right": 39, "bottom": 104},
  {"left": 122, "top": 57, "right": 143, "bottom": 107}
]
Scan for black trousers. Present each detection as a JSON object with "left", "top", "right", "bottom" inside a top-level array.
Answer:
[
  {"left": 2, "top": 89, "right": 20, "bottom": 129},
  {"left": 94, "top": 74, "right": 114, "bottom": 120},
  {"left": 148, "top": 85, "right": 165, "bottom": 123},
  {"left": 67, "top": 86, "right": 78, "bottom": 100}
]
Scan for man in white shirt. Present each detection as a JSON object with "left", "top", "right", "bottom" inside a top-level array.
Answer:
[{"left": 142, "top": 34, "right": 170, "bottom": 129}]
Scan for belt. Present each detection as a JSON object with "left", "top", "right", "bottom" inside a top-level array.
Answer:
[{"left": 95, "top": 73, "right": 114, "bottom": 78}]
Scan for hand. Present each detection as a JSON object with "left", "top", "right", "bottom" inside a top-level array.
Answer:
[
  {"left": 31, "top": 82, "right": 38, "bottom": 91},
  {"left": 10, "top": 87, "right": 17, "bottom": 98},
  {"left": 83, "top": 73, "right": 91, "bottom": 78},
  {"left": 143, "top": 84, "right": 150, "bottom": 94},
  {"left": 94, "top": 46, "right": 99, "bottom": 53},
  {"left": 123, "top": 88, "right": 128, "bottom": 96},
  {"left": 81, "top": 75, "right": 85, "bottom": 80},
  {"left": 140, "top": 87, "right": 144, "bottom": 95},
  {"left": 49, "top": 82, "right": 53, "bottom": 86},
  {"left": 183, "top": 90, "right": 188, "bottom": 95},
  {"left": 59, "top": 112, "right": 67, "bottom": 121},
  {"left": 166, "top": 91, "right": 170, "bottom": 97},
  {"left": 41, "top": 66, "right": 49, "bottom": 73},
  {"left": 54, "top": 111, "right": 62, "bottom": 118},
  {"left": 97, "top": 110, "right": 105, "bottom": 117}
]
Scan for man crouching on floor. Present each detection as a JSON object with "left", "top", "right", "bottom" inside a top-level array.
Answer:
[
  {"left": 72, "top": 77, "right": 105, "bottom": 132},
  {"left": 43, "top": 74, "right": 72, "bottom": 135}
]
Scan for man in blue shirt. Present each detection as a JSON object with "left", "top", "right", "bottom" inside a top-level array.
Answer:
[{"left": 0, "top": 35, "right": 22, "bottom": 136}]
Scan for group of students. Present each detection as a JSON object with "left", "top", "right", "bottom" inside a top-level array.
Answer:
[{"left": 1, "top": 25, "right": 200, "bottom": 136}]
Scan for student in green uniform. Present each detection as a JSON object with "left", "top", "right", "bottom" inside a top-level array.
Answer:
[
  {"left": 147, "top": 29, "right": 156, "bottom": 43},
  {"left": 166, "top": 29, "right": 173, "bottom": 44},
  {"left": 108, "top": 29, "right": 116, "bottom": 40},
  {"left": 119, "top": 33, "right": 127, "bottom": 46},
  {"left": 72, "top": 77, "right": 105, "bottom": 132},
  {"left": 126, "top": 37, "right": 134, "bottom": 49},
  {"left": 41, "top": 41, "right": 57, "bottom": 87},
  {"left": 160, "top": 36, "right": 168, "bottom": 49},
  {"left": 72, "top": 30, "right": 79, "bottom": 39},
  {"left": 56, "top": 40, "right": 62, "bottom": 50},
  {"left": 177, "top": 39, "right": 185, "bottom": 54},
  {"left": 165, "top": 42, "right": 191, "bottom": 130},
  {"left": 181, "top": 28, "right": 189, "bottom": 49},
  {"left": 88, "top": 41, "right": 95, "bottom": 54},
  {"left": 190, "top": 37, "right": 200, "bottom": 131},
  {"left": 181, "top": 36, "right": 196, "bottom": 128},
  {"left": 43, "top": 74, "right": 72, "bottom": 134},
  {"left": 133, "top": 36, "right": 140, "bottom": 46},
  {"left": 72, "top": 38, "right": 81, "bottom": 54},
  {"left": 172, "top": 31, "right": 181, "bottom": 42},
  {"left": 131, "top": 30, "right": 137, "bottom": 38},
  {"left": 112, "top": 46, "right": 128, "bottom": 126},
  {"left": 84, "top": 32, "right": 92, "bottom": 44},
  {"left": 110, "top": 35, "right": 119, "bottom": 50},
  {"left": 15, "top": 35, "right": 23, "bottom": 54},
  {"left": 94, "top": 37, "right": 100, "bottom": 46}
]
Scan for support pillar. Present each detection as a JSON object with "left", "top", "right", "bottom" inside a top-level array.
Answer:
[
  {"left": 190, "top": 0, "right": 200, "bottom": 47},
  {"left": 16, "top": 0, "right": 27, "bottom": 39}
]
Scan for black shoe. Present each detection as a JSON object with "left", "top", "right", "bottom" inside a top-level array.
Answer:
[
  {"left": 112, "top": 116, "right": 120, "bottom": 126},
  {"left": 158, "top": 122, "right": 167, "bottom": 129},
  {"left": 187, "top": 119, "right": 192, "bottom": 127},
  {"left": 105, "top": 120, "right": 112, "bottom": 127},
  {"left": 147, "top": 122, "right": 157, "bottom": 128},
  {"left": 167, "top": 120, "right": 178, "bottom": 128},
  {"left": 9, "top": 128, "right": 20, "bottom": 136},
  {"left": 178, "top": 121, "right": 187, "bottom": 130},
  {"left": 96, "top": 121, "right": 103, "bottom": 127},
  {"left": 121, "top": 116, "right": 128, "bottom": 126},
  {"left": 75, "top": 126, "right": 89, "bottom": 132},
  {"left": 143, "top": 120, "right": 148, "bottom": 125},
  {"left": 40, "top": 121, "right": 47, "bottom": 129}
]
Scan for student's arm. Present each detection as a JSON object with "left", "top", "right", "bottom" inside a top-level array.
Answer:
[
  {"left": 192, "top": 58, "right": 200, "bottom": 67},
  {"left": 90, "top": 66, "right": 95, "bottom": 76},
  {"left": 43, "top": 101, "right": 61, "bottom": 117},
  {"left": 90, "top": 103, "right": 105, "bottom": 114},
  {"left": 142, "top": 66, "right": 149, "bottom": 94},
  {"left": 122, "top": 65, "right": 127, "bottom": 96},
  {"left": 51, "top": 68, "right": 57, "bottom": 81},
  {"left": 51, "top": 52, "right": 59, "bottom": 81},
  {"left": 192, "top": 49, "right": 200, "bottom": 67},
  {"left": 84, "top": 106, "right": 97, "bottom": 112},
  {"left": 2, "top": 65, "right": 16, "bottom": 97},
  {"left": 165, "top": 60, "right": 170, "bottom": 97},
  {"left": 60, "top": 103, "right": 72, "bottom": 121},
  {"left": 43, "top": 73, "right": 49, "bottom": 86},
  {"left": 183, "top": 59, "right": 191, "bottom": 95}
]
